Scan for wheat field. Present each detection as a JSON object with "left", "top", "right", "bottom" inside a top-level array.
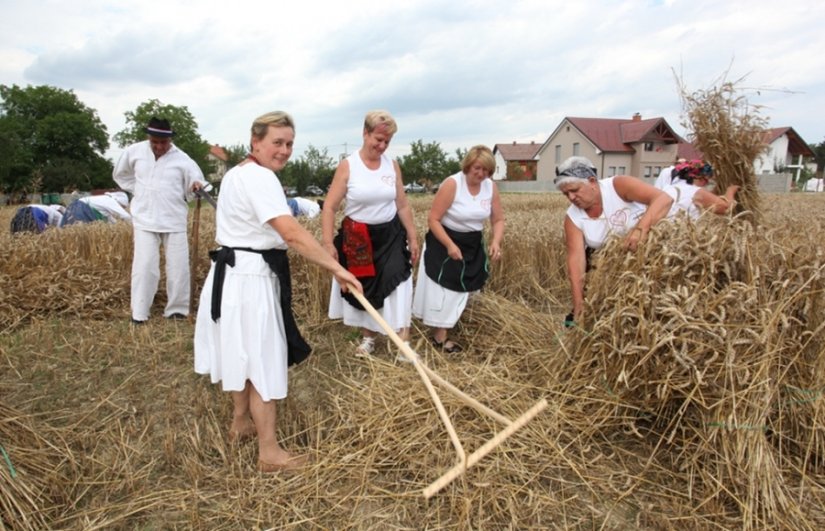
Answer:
[{"left": 2, "top": 192, "right": 824, "bottom": 530}]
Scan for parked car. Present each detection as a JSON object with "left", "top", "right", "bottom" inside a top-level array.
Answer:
[
  {"left": 283, "top": 186, "right": 298, "bottom": 197},
  {"left": 305, "top": 185, "right": 324, "bottom": 196},
  {"left": 404, "top": 182, "right": 427, "bottom": 193}
]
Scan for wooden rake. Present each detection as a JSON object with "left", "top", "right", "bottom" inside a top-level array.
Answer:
[{"left": 348, "top": 287, "right": 548, "bottom": 498}]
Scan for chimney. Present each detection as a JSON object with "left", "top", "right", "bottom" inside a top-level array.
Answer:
[{"left": 632, "top": 112, "right": 641, "bottom": 122}]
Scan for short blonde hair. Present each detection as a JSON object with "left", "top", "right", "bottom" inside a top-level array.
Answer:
[
  {"left": 461, "top": 145, "right": 495, "bottom": 175},
  {"left": 363, "top": 110, "right": 398, "bottom": 135},
  {"left": 251, "top": 111, "right": 295, "bottom": 146}
]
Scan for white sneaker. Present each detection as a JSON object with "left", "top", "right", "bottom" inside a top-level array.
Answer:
[
  {"left": 395, "top": 341, "right": 417, "bottom": 364},
  {"left": 354, "top": 336, "right": 376, "bottom": 357}
]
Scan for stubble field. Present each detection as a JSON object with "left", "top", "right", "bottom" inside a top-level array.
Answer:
[{"left": 1, "top": 192, "right": 824, "bottom": 530}]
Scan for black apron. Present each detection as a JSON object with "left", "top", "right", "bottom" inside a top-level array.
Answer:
[{"left": 423, "top": 227, "right": 488, "bottom": 292}]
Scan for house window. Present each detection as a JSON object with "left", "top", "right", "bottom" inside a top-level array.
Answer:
[
  {"left": 618, "top": 166, "right": 626, "bottom": 175},
  {"left": 608, "top": 166, "right": 616, "bottom": 177},
  {"left": 555, "top": 145, "right": 561, "bottom": 163},
  {"left": 573, "top": 142, "right": 580, "bottom": 156},
  {"left": 644, "top": 166, "right": 652, "bottom": 178},
  {"left": 654, "top": 166, "right": 661, "bottom": 177},
  {"left": 644, "top": 142, "right": 654, "bottom": 152}
]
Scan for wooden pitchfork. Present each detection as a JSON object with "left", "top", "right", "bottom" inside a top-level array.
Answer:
[{"left": 347, "top": 287, "right": 548, "bottom": 498}]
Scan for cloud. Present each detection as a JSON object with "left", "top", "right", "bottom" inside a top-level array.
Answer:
[{"left": 2, "top": 0, "right": 823, "bottom": 163}]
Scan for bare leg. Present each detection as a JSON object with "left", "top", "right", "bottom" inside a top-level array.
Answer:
[
  {"left": 432, "top": 327, "right": 447, "bottom": 344},
  {"left": 248, "top": 384, "right": 307, "bottom": 470},
  {"left": 229, "top": 381, "right": 256, "bottom": 441}
]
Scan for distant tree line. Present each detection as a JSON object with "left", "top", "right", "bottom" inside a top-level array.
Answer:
[{"left": 1, "top": 84, "right": 468, "bottom": 198}]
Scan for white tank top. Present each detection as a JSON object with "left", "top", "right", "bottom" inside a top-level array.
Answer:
[
  {"left": 343, "top": 151, "right": 398, "bottom": 224},
  {"left": 566, "top": 177, "right": 646, "bottom": 249},
  {"left": 441, "top": 172, "right": 494, "bottom": 232},
  {"left": 664, "top": 182, "right": 701, "bottom": 220}
]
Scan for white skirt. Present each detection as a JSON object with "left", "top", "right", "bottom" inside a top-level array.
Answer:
[
  {"left": 194, "top": 251, "right": 288, "bottom": 401},
  {"left": 412, "top": 250, "right": 471, "bottom": 329},
  {"left": 328, "top": 276, "right": 413, "bottom": 333}
]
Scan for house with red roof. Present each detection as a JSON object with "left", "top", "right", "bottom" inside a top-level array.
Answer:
[
  {"left": 754, "top": 127, "right": 813, "bottom": 177},
  {"left": 492, "top": 141, "right": 542, "bottom": 181},
  {"left": 206, "top": 144, "right": 229, "bottom": 183},
  {"left": 536, "top": 113, "right": 683, "bottom": 182}
]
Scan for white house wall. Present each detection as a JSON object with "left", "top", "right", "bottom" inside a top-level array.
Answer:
[
  {"left": 493, "top": 152, "right": 507, "bottom": 180},
  {"left": 754, "top": 135, "right": 789, "bottom": 174},
  {"left": 537, "top": 122, "right": 599, "bottom": 181}
]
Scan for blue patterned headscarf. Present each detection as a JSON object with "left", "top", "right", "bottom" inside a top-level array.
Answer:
[{"left": 555, "top": 156, "right": 597, "bottom": 187}]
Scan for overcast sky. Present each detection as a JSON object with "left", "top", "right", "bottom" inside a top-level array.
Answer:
[{"left": 2, "top": 0, "right": 823, "bottom": 164}]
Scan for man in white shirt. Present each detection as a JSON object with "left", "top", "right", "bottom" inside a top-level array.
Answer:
[{"left": 113, "top": 117, "right": 207, "bottom": 323}]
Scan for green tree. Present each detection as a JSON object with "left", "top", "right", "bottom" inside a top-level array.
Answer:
[
  {"left": 0, "top": 84, "right": 112, "bottom": 193},
  {"left": 279, "top": 159, "right": 311, "bottom": 194},
  {"left": 114, "top": 99, "right": 211, "bottom": 176},
  {"left": 302, "top": 144, "right": 336, "bottom": 190},
  {"left": 447, "top": 148, "right": 466, "bottom": 175},
  {"left": 397, "top": 139, "right": 449, "bottom": 186}
]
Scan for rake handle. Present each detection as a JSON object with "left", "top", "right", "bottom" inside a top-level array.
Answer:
[{"left": 423, "top": 398, "right": 548, "bottom": 499}]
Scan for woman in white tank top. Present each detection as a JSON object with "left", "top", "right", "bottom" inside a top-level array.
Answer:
[
  {"left": 555, "top": 156, "right": 673, "bottom": 326},
  {"left": 321, "top": 110, "right": 420, "bottom": 357},
  {"left": 412, "top": 145, "right": 504, "bottom": 352}
]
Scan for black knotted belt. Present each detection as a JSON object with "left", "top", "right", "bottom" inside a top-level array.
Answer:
[{"left": 208, "top": 246, "right": 311, "bottom": 366}]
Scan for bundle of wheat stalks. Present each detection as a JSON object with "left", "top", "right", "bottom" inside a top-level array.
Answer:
[
  {"left": 557, "top": 208, "right": 825, "bottom": 529},
  {"left": 679, "top": 74, "right": 769, "bottom": 221}
]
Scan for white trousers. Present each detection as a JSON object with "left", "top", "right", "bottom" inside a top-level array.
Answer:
[{"left": 131, "top": 229, "right": 190, "bottom": 320}]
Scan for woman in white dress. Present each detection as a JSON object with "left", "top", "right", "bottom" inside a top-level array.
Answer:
[
  {"left": 194, "top": 111, "right": 361, "bottom": 472},
  {"left": 556, "top": 156, "right": 673, "bottom": 325},
  {"left": 412, "top": 146, "right": 504, "bottom": 352},
  {"left": 321, "top": 110, "right": 419, "bottom": 356}
]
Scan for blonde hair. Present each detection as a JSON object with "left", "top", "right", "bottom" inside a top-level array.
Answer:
[
  {"left": 250, "top": 111, "right": 295, "bottom": 146},
  {"left": 363, "top": 110, "right": 398, "bottom": 135},
  {"left": 461, "top": 145, "right": 495, "bottom": 175}
]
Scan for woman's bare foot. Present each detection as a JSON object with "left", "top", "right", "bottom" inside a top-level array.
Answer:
[{"left": 257, "top": 445, "right": 309, "bottom": 472}]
